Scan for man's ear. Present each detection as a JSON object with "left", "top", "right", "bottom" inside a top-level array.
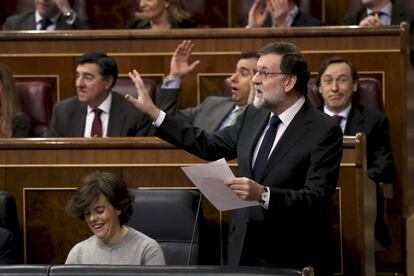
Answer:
[
  {"left": 105, "top": 76, "right": 114, "bottom": 90},
  {"left": 285, "top": 75, "right": 297, "bottom": 92},
  {"left": 352, "top": 80, "right": 358, "bottom": 93}
]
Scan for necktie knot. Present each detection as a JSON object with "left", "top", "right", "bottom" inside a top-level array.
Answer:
[
  {"left": 40, "top": 18, "right": 52, "bottom": 30},
  {"left": 231, "top": 108, "right": 244, "bottom": 125},
  {"left": 332, "top": 115, "right": 343, "bottom": 125},
  {"left": 269, "top": 115, "right": 281, "bottom": 127},
  {"left": 93, "top": 108, "right": 102, "bottom": 117}
]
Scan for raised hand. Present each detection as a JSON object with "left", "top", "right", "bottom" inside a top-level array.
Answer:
[
  {"left": 168, "top": 40, "right": 200, "bottom": 79},
  {"left": 54, "top": 0, "right": 73, "bottom": 14},
  {"left": 247, "top": 0, "right": 269, "bottom": 28},
  {"left": 126, "top": 70, "right": 160, "bottom": 121},
  {"left": 268, "top": 0, "right": 290, "bottom": 27}
]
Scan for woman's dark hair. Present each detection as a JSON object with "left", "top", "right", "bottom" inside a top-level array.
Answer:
[{"left": 66, "top": 171, "right": 133, "bottom": 225}]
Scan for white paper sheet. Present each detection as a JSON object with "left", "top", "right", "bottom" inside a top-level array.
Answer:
[{"left": 181, "top": 158, "right": 259, "bottom": 211}]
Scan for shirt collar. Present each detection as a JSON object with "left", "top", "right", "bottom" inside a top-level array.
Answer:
[
  {"left": 286, "top": 5, "right": 299, "bottom": 27},
  {"left": 35, "top": 10, "right": 61, "bottom": 27},
  {"left": 271, "top": 96, "right": 305, "bottom": 125},
  {"left": 87, "top": 92, "right": 112, "bottom": 114},
  {"left": 323, "top": 103, "right": 352, "bottom": 119},
  {"left": 367, "top": 1, "right": 392, "bottom": 18}
]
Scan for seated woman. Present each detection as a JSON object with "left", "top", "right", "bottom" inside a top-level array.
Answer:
[
  {"left": 0, "top": 64, "right": 30, "bottom": 137},
  {"left": 127, "top": 0, "right": 196, "bottom": 29},
  {"left": 65, "top": 171, "right": 166, "bottom": 265}
]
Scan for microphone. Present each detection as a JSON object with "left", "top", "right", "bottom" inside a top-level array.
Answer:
[{"left": 186, "top": 191, "right": 202, "bottom": 265}]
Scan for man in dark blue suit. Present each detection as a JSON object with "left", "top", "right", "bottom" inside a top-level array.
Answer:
[
  {"left": 126, "top": 41, "right": 342, "bottom": 275},
  {"left": 317, "top": 56, "right": 396, "bottom": 249},
  {"left": 2, "top": 0, "right": 88, "bottom": 30}
]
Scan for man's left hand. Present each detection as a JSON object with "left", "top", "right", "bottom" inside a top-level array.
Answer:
[{"left": 225, "top": 177, "right": 264, "bottom": 201}]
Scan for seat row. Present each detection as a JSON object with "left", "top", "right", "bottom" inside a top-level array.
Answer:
[{"left": 17, "top": 78, "right": 382, "bottom": 137}]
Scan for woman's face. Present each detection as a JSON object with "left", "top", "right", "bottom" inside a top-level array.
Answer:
[
  {"left": 83, "top": 194, "right": 122, "bottom": 245},
  {"left": 139, "top": 0, "right": 168, "bottom": 20}
]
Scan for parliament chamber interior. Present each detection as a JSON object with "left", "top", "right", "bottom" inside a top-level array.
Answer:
[{"left": 0, "top": 0, "right": 414, "bottom": 276}]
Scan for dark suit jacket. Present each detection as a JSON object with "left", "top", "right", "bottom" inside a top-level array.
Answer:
[
  {"left": 12, "top": 114, "right": 30, "bottom": 137},
  {"left": 0, "top": 227, "right": 15, "bottom": 264},
  {"left": 344, "top": 104, "right": 396, "bottom": 183},
  {"left": 156, "top": 88, "right": 234, "bottom": 133},
  {"left": 342, "top": 4, "right": 408, "bottom": 25},
  {"left": 2, "top": 11, "right": 88, "bottom": 30},
  {"left": 157, "top": 101, "right": 343, "bottom": 274},
  {"left": 261, "top": 10, "right": 323, "bottom": 27},
  {"left": 47, "top": 92, "right": 152, "bottom": 137}
]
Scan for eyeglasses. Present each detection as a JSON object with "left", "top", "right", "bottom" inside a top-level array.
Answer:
[{"left": 252, "top": 68, "right": 286, "bottom": 80}]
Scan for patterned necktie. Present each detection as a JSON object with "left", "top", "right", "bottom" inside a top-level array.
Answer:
[
  {"left": 253, "top": 116, "right": 282, "bottom": 180},
  {"left": 332, "top": 115, "right": 343, "bottom": 125},
  {"left": 231, "top": 108, "right": 244, "bottom": 125},
  {"left": 91, "top": 109, "right": 103, "bottom": 137},
  {"left": 39, "top": 18, "right": 52, "bottom": 30}
]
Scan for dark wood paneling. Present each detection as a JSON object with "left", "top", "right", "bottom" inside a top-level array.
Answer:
[{"left": 0, "top": 136, "right": 375, "bottom": 275}]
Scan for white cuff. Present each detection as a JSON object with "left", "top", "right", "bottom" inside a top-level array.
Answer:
[{"left": 153, "top": 110, "right": 166, "bottom": 127}]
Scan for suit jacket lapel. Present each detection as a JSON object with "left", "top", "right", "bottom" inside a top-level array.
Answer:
[
  {"left": 246, "top": 109, "right": 272, "bottom": 179},
  {"left": 344, "top": 105, "right": 363, "bottom": 135},
  {"left": 107, "top": 93, "right": 124, "bottom": 136},
  {"left": 73, "top": 101, "right": 87, "bottom": 136},
  {"left": 25, "top": 13, "right": 37, "bottom": 30},
  {"left": 212, "top": 102, "right": 235, "bottom": 130},
  {"left": 257, "top": 104, "right": 311, "bottom": 183}
]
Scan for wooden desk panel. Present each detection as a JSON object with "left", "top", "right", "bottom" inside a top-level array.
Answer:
[{"left": 0, "top": 135, "right": 374, "bottom": 275}]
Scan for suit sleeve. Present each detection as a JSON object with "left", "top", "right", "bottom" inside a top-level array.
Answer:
[
  {"left": 156, "top": 87, "right": 208, "bottom": 126},
  {"left": 156, "top": 112, "right": 239, "bottom": 161},
  {"left": 367, "top": 116, "right": 396, "bottom": 183},
  {"left": 2, "top": 17, "right": 13, "bottom": 30},
  {"left": 0, "top": 228, "right": 16, "bottom": 264},
  {"left": 12, "top": 114, "right": 31, "bottom": 137},
  {"left": 47, "top": 105, "right": 63, "bottom": 137},
  {"left": 268, "top": 124, "right": 343, "bottom": 211}
]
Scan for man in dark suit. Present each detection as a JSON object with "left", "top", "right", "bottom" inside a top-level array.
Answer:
[
  {"left": 2, "top": 0, "right": 88, "bottom": 30},
  {"left": 47, "top": 52, "right": 152, "bottom": 137},
  {"left": 342, "top": 0, "right": 407, "bottom": 26},
  {"left": 246, "top": 0, "right": 323, "bottom": 28},
  {"left": 126, "top": 42, "right": 343, "bottom": 275},
  {"left": 0, "top": 227, "right": 16, "bottom": 264},
  {"left": 157, "top": 40, "right": 259, "bottom": 133},
  {"left": 317, "top": 56, "right": 396, "bottom": 249}
]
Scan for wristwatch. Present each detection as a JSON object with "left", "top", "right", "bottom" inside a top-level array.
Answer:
[
  {"left": 259, "top": 186, "right": 269, "bottom": 204},
  {"left": 64, "top": 10, "right": 77, "bottom": 25}
]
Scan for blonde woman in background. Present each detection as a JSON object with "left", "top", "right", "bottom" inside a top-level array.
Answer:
[
  {"left": 0, "top": 64, "right": 30, "bottom": 137},
  {"left": 127, "top": 0, "right": 196, "bottom": 29}
]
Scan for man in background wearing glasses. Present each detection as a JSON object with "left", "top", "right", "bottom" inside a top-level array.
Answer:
[{"left": 127, "top": 41, "right": 343, "bottom": 275}]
